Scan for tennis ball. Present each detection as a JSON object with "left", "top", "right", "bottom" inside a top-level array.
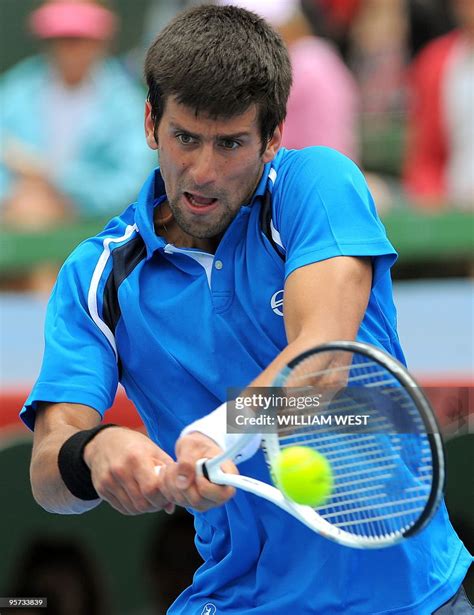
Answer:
[{"left": 274, "top": 446, "right": 333, "bottom": 507}]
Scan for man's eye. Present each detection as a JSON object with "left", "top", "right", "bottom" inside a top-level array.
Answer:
[
  {"left": 176, "top": 134, "right": 195, "bottom": 145},
  {"left": 220, "top": 139, "right": 240, "bottom": 150}
]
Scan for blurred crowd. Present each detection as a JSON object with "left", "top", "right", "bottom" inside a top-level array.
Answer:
[
  {"left": 0, "top": 0, "right": 155, "bottom": 231},
  {"left": 0, "top": 0, "right": 472, "bottom": 291},
  {"left": 219, "top": 0, "right": 474, "bottom": 212},
  {"left": 0, "top": 0, "right": 472, "bottom": 233}
]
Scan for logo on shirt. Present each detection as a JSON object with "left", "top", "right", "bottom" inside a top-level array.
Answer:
[
  {"left": 271, "top": 289, "right": 284, "bottom": 316},
  {"left": 201, "top": 603, "right": 217, "bottom": 615}
]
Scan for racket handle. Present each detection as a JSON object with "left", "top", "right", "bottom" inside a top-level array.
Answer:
[{"left": 195, "top": 458, "right": 211, "bottom": 481}]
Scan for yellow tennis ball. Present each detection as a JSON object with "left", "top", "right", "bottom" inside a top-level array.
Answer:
[{"left": 274, "top": 446, "right": 333, "bottom": 507}]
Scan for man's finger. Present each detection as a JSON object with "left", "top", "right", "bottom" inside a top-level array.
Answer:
[
  {"left": 101, "top": 490, "right": 132, "bottom": 516},
  {"left": 155, "top": 464, "right": 191, "bottom": 508},
  {"left": 101, "top": 483, "right": 143, "bottom": 515},
  {"left": 132, "top": 461, "right": 172, "bottom": 508},
  {"left": 175, "top": 460, "right": 196, "bottom": 489},
  {"left": 195, "top": 474, "right": 236, "bottom": 504}
]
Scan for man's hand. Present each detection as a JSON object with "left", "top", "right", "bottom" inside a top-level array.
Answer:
[
  {"left": 83, "top": 426, "right": 176, "bottom": 515},
  {"left": 157, "top": 432, "right": 237, "bottom": 512}
]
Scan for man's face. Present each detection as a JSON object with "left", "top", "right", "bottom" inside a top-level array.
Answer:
[{"left": 145, "top": 97, "right": 281, "bottom": 240}]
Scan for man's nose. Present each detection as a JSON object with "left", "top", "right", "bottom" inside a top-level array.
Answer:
[{"left": 189, "top": 145, "right": 218, "bottom": 186}]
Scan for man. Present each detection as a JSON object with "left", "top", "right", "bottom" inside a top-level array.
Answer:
[
  {"left": 22, "top": 5, "right": 471, "bottom": 614},
  {"left": 218, "top": 0, "right": 360, "bottom": 159},
  {"left": 1, "top": 0, "right": 154, "bottom": 228}
]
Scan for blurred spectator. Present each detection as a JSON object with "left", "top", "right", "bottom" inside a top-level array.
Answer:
[
  {"left": 303, "top": 0, "right": 361, "bottom": 59},
  {"left": 218, "top": 0, "right": 360, "bottom": 160},
  {"left": 349, "top": 0, "right": 408, "bottom": 121},
  {"left": 344, "top": 0, "right": 411, "bottom": 211},
  {"left": 0, "top": 0, "right": 154, "bottom": 231},
  {"left": 403, "top": 0, "right": 474, "bottom": 209},
  {"left": 4, "top": 536, "right": 110, "bottom": 615}
]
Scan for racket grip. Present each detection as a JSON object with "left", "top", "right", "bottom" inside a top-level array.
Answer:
[{"left": 195, "top": 458, "right": 211, "bottom": 481}]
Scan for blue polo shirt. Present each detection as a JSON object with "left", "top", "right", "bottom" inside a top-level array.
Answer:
[{"left": 22, "top": 147, "right": 471, "bottom": 614}]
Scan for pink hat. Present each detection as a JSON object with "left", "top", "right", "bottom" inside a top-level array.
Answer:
[{"left": 29, "top": 0, "right": 117, "bottom": 41}]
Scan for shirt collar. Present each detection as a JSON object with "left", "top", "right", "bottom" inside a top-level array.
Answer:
[
  {"left": 135, "top": 160, "right": 274, "bottom": 257},
  {"left": 249, "top": 159, "right": 273, "bottom": 204},
  {"left": 134, "top": 169, "right": 167, "bottom": 258}
]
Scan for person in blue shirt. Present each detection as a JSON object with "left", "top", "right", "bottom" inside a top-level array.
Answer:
[
  {"left": 23, "top": 5, "right": 472, "bottom": 614},
  {"left": 0, "top": 0, "right": 154, "bottom": 227}
]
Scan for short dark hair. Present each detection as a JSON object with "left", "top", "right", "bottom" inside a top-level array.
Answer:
[{"left": 144, "top": 4, "right": 292, "bottom": 149}]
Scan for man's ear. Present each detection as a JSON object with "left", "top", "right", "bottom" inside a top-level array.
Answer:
[
  {"left": 262, "top": 123, "right": 283, "bottom": 163},
  {"left": 144, "top": 101, "right": 158, "bottom": 150}
]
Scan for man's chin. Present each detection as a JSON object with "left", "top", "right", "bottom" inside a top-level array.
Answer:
[
  {"left": 183, "top": 223, "right": 226, "bottom": 240},
  {"left": 174, "top": 212, "right": 224, "bottom": 235}
]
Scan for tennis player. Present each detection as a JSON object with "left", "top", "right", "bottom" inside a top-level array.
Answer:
[{"left": 22, "top": 5, "right": 472, "bottom": 614}]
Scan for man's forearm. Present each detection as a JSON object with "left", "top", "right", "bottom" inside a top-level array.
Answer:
[{"left": 30, "top": 426, "right": 101, "bottom": 514}]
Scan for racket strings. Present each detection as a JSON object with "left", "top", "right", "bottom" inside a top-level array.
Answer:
[{"left": 271, "top": 349, "right": 435, "bottom": 540}]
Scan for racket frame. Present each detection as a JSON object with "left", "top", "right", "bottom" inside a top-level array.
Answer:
[
  {"left": 197, "top": 341, "right": 446, "bottom": 548},
  {"left": 278, "top": 341, "right": 445, "bottom": 537}
]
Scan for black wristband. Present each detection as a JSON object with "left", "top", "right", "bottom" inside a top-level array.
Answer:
[{"left": 58, "top": 424, "right": 119, "bottom": 501}]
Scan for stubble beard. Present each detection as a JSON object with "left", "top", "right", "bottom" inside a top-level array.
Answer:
[{"left": 167, "top": 191, "right": 239, "bottom": 240}]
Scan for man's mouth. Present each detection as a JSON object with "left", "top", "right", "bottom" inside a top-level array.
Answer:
[{"left": 184, "top": 192, "right": 219, "bottom": 212}]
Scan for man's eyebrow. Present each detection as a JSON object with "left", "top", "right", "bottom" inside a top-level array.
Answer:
[
  {"left": 169, "top": 121, "right": 251, "bottom": 140},
  {"left": 216, "top": 132, "right": 251, "bottom": 140},
  {"left": 169, "top": 121, "right": 199, "bottom": 136}
]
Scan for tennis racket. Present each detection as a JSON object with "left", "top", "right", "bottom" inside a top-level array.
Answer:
[{"left": 196, "top": 341, "right": 445, "bottom": 549}]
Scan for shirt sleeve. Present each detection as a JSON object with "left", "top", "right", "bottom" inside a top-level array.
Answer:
[
  {"left": 20, "top": 244, "right": 119, "bottom": 430},
  {"left": 273, "top": 147, "right": 397, "bottom": 283}
]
